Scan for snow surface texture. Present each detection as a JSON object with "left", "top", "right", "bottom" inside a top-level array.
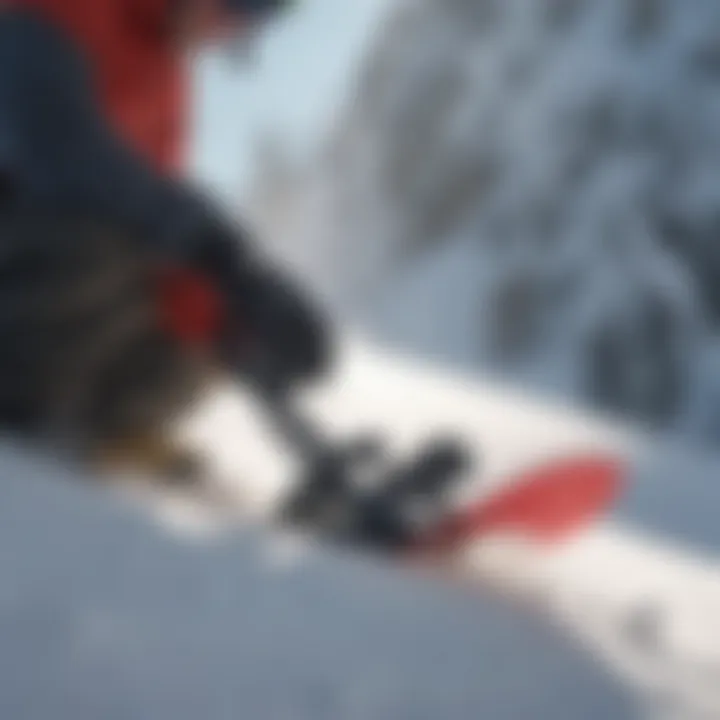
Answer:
[
  {"left": 171, "top": 341, "right": 720, "bottom": 718},
  {"left": 0, "top": 385, "right": 637, "bottom": 719},
  {"left": 6, "top": 338, "right": 720, "bottom": 718},
  {"left": 203, "top": 341, "right": 720, "bottom": 718},
  {"left": 249, "top": 0, "right": 720, "bottom": 445}
]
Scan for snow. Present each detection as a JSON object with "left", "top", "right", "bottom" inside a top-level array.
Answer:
[
  {"left": 250, "top": 0, "right": 720, "bottom": 445},
  {"left": 5, "top": 334, "right": 720, "bottom": 717},
  {"left": 227, "top": 10, "right": 720, "bottom": 709},
  {"left": 182, "top": 339, "right": 720, "bottom": 719},
  {"left": 0, "top": 370, "right": 638, "bottom": 720}
]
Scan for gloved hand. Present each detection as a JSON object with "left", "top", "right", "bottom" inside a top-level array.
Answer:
[
  {"left": 190, "top": 221, "right": 331, "bottom": 388},
  {"left": 223, "top": 261, "right": 332, "bottom": 388}
]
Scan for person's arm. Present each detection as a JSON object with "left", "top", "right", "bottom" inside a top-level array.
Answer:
[
  {"left": 0, "top": 9, "right": 246, "bottom": 283},
  {"left": 0, "top": 9, "right": 329, "bottom": 384}
]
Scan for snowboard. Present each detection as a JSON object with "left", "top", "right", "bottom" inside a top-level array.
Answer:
[
  {"left": 411, "top": 453, "right": 624, "bottom": 554},
  {"left": 264, "top": 380, "right": 625, "bottom": 559}
]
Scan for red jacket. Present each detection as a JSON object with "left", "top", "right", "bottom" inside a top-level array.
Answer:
[
  {"left": 12, "top": 0, "right": 187, "bottom": 174},
  {"left": 3, "top": 0, "right": 230, "bottom": 349}
]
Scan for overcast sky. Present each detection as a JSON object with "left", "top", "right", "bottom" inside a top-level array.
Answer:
[{"left": 189, "top": 0, "right": 388, "bottom": 208}]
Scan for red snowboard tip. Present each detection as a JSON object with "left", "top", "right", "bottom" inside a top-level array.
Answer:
[{"left": 415, "top": 455, "right": 624, "bottom": 552}]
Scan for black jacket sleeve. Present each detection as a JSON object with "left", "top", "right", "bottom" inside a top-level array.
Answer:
[{"left": 0, "top": 9, "right": 248, "bottom": 281}]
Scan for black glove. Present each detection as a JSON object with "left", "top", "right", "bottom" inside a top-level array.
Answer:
[
  {"left": 224, "top": 261, "right": 332, "bottom": 388},
  {"left": 190, "top": 222, "right": 331, "bottom": 388}
]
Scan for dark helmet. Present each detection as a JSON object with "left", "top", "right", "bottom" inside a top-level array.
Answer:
[
  {"left": 224, "top": 0, "right": 295, "bottom": 16},
  {"left": 170, "top": 0, "right": 295, "bottom": 58},
  {"left": 173, "top": 0, "right": 296, "bottom": 30},
  {"left": 216, "top": 0, "right": 296, "bottom": 62},
  {"left": 220, "top": 0, "right": 296, "bottom": 26}
]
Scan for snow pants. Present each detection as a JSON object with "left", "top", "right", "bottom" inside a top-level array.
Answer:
[{"left": 0, "top": 211, "right": 212, "bottom": 463}]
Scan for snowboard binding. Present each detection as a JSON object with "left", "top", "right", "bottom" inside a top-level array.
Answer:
[{"left": 255, "top": 381, "right": 473, "bottom": 552}]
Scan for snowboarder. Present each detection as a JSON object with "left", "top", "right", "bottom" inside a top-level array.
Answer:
[{"left": 0, "top": 0, "right": 330, "bottom": 482}]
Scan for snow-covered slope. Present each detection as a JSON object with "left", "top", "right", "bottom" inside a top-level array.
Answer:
[
  {"left": 179, "top": 338, "right": 720, "bottom": 719},
  {"left": 0, "top": 378, "right": 636, "bottom": 719},
  {"left": 5, "top": 338, "right": 720, "bottom": 717},
  {"left": 0, "top": 449, "right": 636, "bottom": 720},
  {"left": 250, "top": 0, "right": 720, "bottom": 444}
]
